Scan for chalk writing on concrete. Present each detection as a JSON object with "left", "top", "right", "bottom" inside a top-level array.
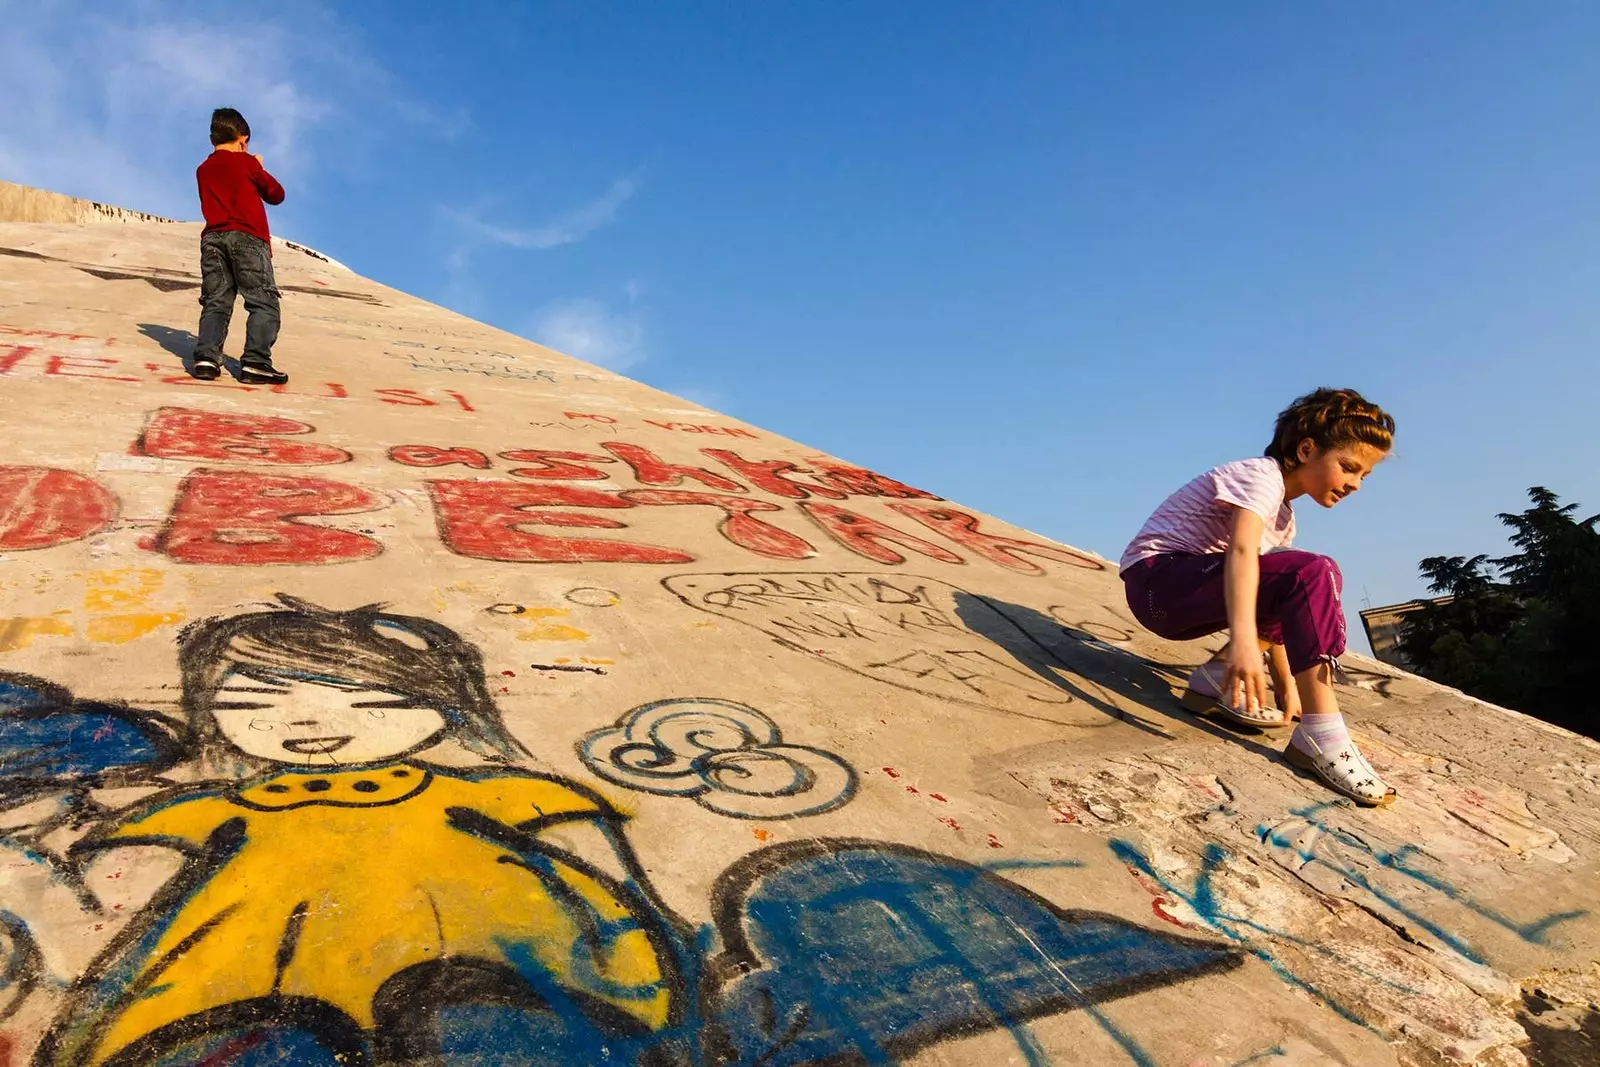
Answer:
[{"left": 663, "top": 572, "right": 1128, "bottom": 723}]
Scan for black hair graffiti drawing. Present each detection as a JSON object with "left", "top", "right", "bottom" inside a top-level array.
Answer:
[{"left": 179, "top": 593, "right": 529, "bottom": 771}]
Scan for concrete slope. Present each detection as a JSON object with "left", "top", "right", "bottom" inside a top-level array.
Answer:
[
  {"left": 0, "top": 204, "right": 1596, "bottom": 1067},
  {"left": 0, "top": 182, "right": 179, "bottom": 226}
]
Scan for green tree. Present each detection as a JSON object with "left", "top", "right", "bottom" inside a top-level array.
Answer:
[{"left": 1400, "top": 488, "right": 1600, "bottom": 736}]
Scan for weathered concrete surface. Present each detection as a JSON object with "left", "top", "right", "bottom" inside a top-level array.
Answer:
[
  {"left": 0, "top": 183, "right": 179, "bottom": 226},
  {"left": 0, "top": 206, "right": 1595, "bottom": 1067}
]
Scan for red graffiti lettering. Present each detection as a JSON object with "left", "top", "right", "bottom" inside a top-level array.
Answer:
[
  {"left": 157, "top": 373, "right": 257, "bottom": 391},
  {"left": 798, "top": 502, "right": 964, "bottom": 565},
  {"left": 427, "top": 480, "right": 692, "bottom": 564},
  {"left": 0, "top": 467, "right": 118, "bottom": 550},
  {"left": 887, "top": 503, "right": 1105, "bottom": 573},
  {"left": 387, "top": 445, "right": 492, "bottom": 469},
  {"left": 43, "top": 355, "right": 140, "bottom": 382},
  {"left": 155, "top": 470, "right": 385, "bottom": 565},
  {"left": 0, "top": 324, "right": 100, "bottom": 341},
  {"left": 500, "top": 449, "right": 616, "bottom": 481},
  {"left": 600, "top": 442, "right": 746, "bottom": 492},
  {"left": 374, "top": 389, "right": 437, "bottom": 406},
  {"left": 0, "top": 344, "right": 37, "bottom": 374},
  {"left": 623, "top": 489, "right": 816, "bottom": 560},
  {"left": 702, "top": 449, "right": 847, "bottom": 500},
  {"left": 137, "top": 407, "right": 352, "bottom": 465},
  {"left": 814, "top": 462, "right": 938, "bottom": 499},
  {"left": 564, "top": 411, "right": 617, "bottom": 424},
  {"left": 271, "top": 382, "right": 348, "bottom": 399}
]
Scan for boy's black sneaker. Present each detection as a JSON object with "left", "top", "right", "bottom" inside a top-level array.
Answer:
[
  {"left": 190, "top": 356, "right": 220, "bottom": 380},
  {"left": 239, "top": 361, "right": 288, "bottom": 385}
]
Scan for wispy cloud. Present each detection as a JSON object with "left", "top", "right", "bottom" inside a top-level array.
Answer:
[
  {"left": 442, "top": 178, "right": 639, "bottom": 251},
  {"left": 527, "top": 297, "right": 646, "bottom": 370},
  {"left": 0, "top": 1, "right": 454, "bottom": 221}
]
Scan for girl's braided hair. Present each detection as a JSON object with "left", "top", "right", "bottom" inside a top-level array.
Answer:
[{"left": 1266, "top": 388, "right": 1395, "bottom": 470}]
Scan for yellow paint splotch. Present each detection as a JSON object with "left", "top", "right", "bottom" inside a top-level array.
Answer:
[
  {"left": 516, "top": 607, "right": 591, "bottom": 643},
  {"left": 86, "top": 613, "right": 186, "bottom": 645},
  {"left": 83, "top": 568, "right": 165, "bottom": 613},
  {"left": 80, "top": 569, "right": 185, "bottom": 644},
  {"left": 0, "top": 614, "right": 74, "bottom": 652}
]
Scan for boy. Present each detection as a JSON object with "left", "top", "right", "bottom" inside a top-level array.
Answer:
[{"left": 192, "top": 108, "right": 288, "bottom": 384}]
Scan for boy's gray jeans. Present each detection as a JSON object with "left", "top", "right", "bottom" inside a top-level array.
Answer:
[{"left": 195, "top": 230, "right": 280, "bottom": 366}]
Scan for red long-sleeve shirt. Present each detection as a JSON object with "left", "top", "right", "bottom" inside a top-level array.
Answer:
[{"left": 196, "top": 150, "right": 285, "bottom": 245}]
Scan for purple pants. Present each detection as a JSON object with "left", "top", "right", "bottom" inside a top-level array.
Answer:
[{"left": 1122, "top": 551, "right": 1347, "bottom": 675}]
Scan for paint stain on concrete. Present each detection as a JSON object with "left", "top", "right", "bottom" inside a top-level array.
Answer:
[
  {"left": 0, "top": 614, "right": 74, "bottom": 651},
  {"left": 81, "top": 567, "right": 163, "bottom": 612},
  {"left": 515, "top": 606, "right": 590, "bottom": 642},
  {"left": 85, "top": 612, "right": 184, "bottom": 644}
]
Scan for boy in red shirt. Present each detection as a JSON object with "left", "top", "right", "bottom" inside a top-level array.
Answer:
[{"left": 192, "top": 108, "right": 288, "bottom": 384}]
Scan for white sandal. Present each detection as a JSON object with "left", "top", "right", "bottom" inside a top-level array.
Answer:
[
  {"left": 1180, "top": 662, "right": 1289, "bottom": 729},
  {"left": 1283, "top": 733, "right": 1396, "bottom": 807}
]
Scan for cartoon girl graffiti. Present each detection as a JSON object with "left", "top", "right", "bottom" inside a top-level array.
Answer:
[
  {"left": 4, "top": 596, "right": 1249, "bottom": 1067},
  {"left": 28, "top": 596, "right": 686, "bottom": 1067}
]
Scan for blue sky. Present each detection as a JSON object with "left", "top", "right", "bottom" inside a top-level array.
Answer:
[{"left": 5, "top": 1, "right": 1598, "bottom": 651}]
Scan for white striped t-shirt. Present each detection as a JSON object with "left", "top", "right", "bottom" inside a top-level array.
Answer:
[{"left": 1119, "top": 457, "right": 1296, "bottom": 573}]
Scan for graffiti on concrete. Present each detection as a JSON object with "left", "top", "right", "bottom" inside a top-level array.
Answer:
[
  {"left": 663, "top": 572, "right": 1131, "bottom": 726},
  {"left": 1, "top": 599, "right": 1246, "bottom": 1066},
  {"left": 0, "top": 468, "right": 119, "bottom": 552},
  {"left": 563, "top": 587, "right": 621, "bottom": 608},
  {"left": 1109, "top": 821, "right": 1591, "bottom": 1047},
  {"left": 702, "top": 839, "right": 1243, "bottom": 1066},
  {"left": 1255, "top": 803, "right": 1588, "bottom": 962},
  {"left": 0, "top": 403, "right": 1101, "bottom": 577},
  {"left": 3, "top": 598, "right": 688, "bottom": 1066},
  {"left": 579, "top": 698, "right": 857, "bottom": 820},
  {"left": 1109, "top": 836, "right": 1376, "bottom": 1029}
]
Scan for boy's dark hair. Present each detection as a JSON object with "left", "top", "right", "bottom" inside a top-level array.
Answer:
[
  {"left": 210, "top": 108, "right": 251, "bottom": 146},
  {"left": 1266, "top": 388, "right": 1395, "bottom": 470},
  {"left": 179, "top": 594, "right": 529, "bottom": 766}
]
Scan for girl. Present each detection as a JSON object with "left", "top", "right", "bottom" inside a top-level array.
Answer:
[
  {"left": 1119, "top": 389, "right": 1397, "bottom": 806},
  {"left": 39, "top": 596, "right": 687, "bottom": 1067}
]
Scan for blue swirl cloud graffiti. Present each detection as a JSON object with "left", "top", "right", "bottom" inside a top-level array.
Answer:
[{"left": 578, "top": 698, "right": 858, "bottom": 819}]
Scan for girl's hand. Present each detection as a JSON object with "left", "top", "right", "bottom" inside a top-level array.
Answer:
[{"left": 1222, "top": 642, "right": 1270, "bottom": 716}]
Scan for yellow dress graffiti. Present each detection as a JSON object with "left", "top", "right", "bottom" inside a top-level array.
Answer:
[{"left": 68, "top": 764, "right": 671, "bottom": 1065}]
